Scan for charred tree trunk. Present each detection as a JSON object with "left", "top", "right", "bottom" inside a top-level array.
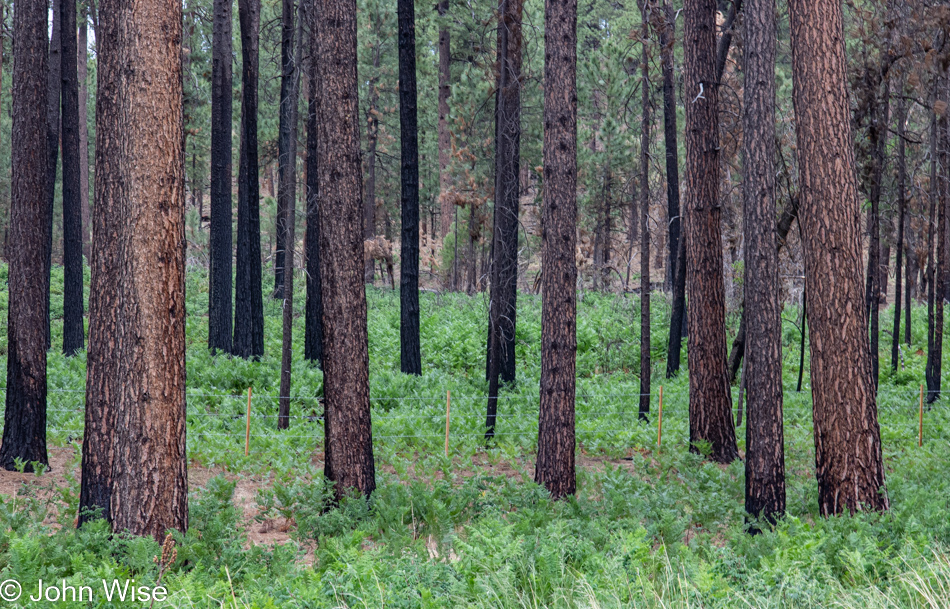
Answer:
[
  {"left": 61, "top": 0, "right": 84, "bottom": 356},
  {"left": 304, "top": 5, "right": 323, "bottom": 365},
  {"left": 0, "top": 0, "right": 51, "bottom": 472},
  {"left": 637, "top": 0, "right": 651, "bottom": 422},
  {"left": 486, "top": 0, "right": 523, "bottom": 438},
  {"left": 273, "top": 0, "right": 295, "bottom": 299},
  {"left": 789, "top": 0, "right": 888, "bottom": 515},
  {"left": 926, "top": 76, "right": 942, "bottom": 403},
  {"left": 660, "top": 0, "right": 679, "bottom": 293},
  {"left": 234, "top": 0, "right": 264, "bottom": 359},
  {"left": 742, "top": 0, "right": 784, "bottom": 525},
  {"left": 535, "top": 0, "right": 577, "bottom": 499},
  {"left": 209, "top": 0, "right": 233, "bottom": 354},
  {"left": 44, "top": 0, "right": 62, "bottom": 350},
  {"left": 80, "top": 0, "right": 188, "bottom": 539},
  {"left": 364, "top": 39, "right": 380, "bottom": 283},
  {"left": 78, "top": 3, "right": 91, "bottom": 262},
  {"left": 317, "top": 0, "right": 376, "bottom": 499},
  {"left": 398, "top": 0, "right": 422, "bottom": 375},
  {"left": 892, "top": 91, "right": 906, "bottom": 371},
  {"left": 683, "top": 0, "right": 738, "bottom": 463},
  {"left": 437, "top": 0, "right": 453, "bottom": 240}
]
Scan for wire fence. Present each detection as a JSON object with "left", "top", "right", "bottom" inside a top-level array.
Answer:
[{"left": 4, "top": 384, "right": 948, "bottom": 451}]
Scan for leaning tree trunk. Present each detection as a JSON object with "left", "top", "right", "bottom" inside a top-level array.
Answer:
[
  {"left": 234, "top": 0, "right": 264, "bottom": 359},
  {"left": 398, "top": 0, "right": 422, "bottom": 375},
  {"left": 437, "top": 0, "right": 453, "bottom": 240},
  {"left": 61, "top": 0, "right": 85, "bottom": 356},
  {"left": 789, "top": 0, "right": 888, "bottom": 515},
  {"left": 208, "top": 0, "right": 233, "bottom": 354},
  {"left": 742, "top": 0, "right": 784, "bottom": 525},
  {"left": 535, "top": 0, "right": 577, "bottom": 499},
  {"left": 316, "top": 0, "right": 376, "bottom": 499},
  {"left": 304, "top": 3, "right": 323, "bottom": 365},
  {"left": 683, "top": 0, "right": 738, "bottom": 464},
  {"left": 892, "top": 91, "right": 906, "bottom": 371},
  {"left": 44, "top": 0, "right": 62, "bottom": 350},
  {"left": 485, "top": 0, "right": 523, "bottom": 439},
  {"left": 0, "top": 0, "right": 51, "bottom": 473},
  {"left": 637, "top": 0, "right": 651, "bottom": 423},
  {"left": 80, "top": 0, "right": 188, "bottom": 540}
]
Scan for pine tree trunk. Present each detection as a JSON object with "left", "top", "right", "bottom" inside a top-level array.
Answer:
[
  {"left": 364, "top": 42, "right": 380, "bottom": 283},
  {"left": 892, "top": 91, "right": 906, "bottom": 371},
  {"left": 61, "top": 0, "right": 84, "bottom": 356},
  {"left": 683, "top": 0, "right": 738, "bottom": 464},
  {"left": 0, "top": 0, "right": 51, "bottom": 472},
  {"left": 316, "top": 0, "right": 376, "bottom": 499},
  {"left": 863, "top": 77, "right": 889, "bottom": 388},
  {"left": 659, "top": 0, "right": 679, "bottom": 293},
  {"left": 926, "top": 76, "right": 942, "bottom": 403},
  {"left": 80, "top": 0, "right": 188, "bottom": 539},
  {"left": 78, "top": 4, "right": 91, "bottom": 263},
  {"left": 437, "top": 0, "right": 453, "bottom": 240},
  {"left": 44, "top": 0, "right": 62, "bottom": 350},
  {"left": 535, "top": 0, "right": 576, "bottom": 499},
  {"left": 209, "top": 0, "right": 233, "bottom": 353},
  {"left": 304, "top": 4, "right": 323, "bottom": 365},
  {"left": 274, "top": 0, "right": 295, "bottom": 299},
  {"left": 486, "top": 0, "right": 523, "bottom": 437},
  {"left": 234, "top": 0, "right": 264, "bottom": 359},
  {"left": 742, "top": 0, "right": 784, "bottom": 524},
  {"left": 637, "top": 0, "right": 651, "bottom": 422},
  {"left": 789, "top": 0, "right": 888, "bottom": 515},
  {"left": 398, "top": 0, "right": 421, "bottom": 375}
]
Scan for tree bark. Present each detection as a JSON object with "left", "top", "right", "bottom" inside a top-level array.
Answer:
[
  {"left": 0, "top": 0, "right": 51, "bottom": 472},
  {"left": 61, "top": 0, "right": 84, "bottom": 356},
  {"left": 209, "top": 0, "right": 233, "bottom": 353},
  {"left": 317, "top": 0, "right": 376, "bottom": 499},
  {"left": 78, "top": 3, "right": 91, "bottom": 263},
  {"left": 683, "top": 0, "right": 738, "bottom": 464},
  {"left": 789, "top": 0, "right": 888, "bottom": 515},
  {"left": 892, "top": 91, "right": 906, "bottom": 371},
  {"left": 304, "top": 3, "right": 323, "bottom": 365},
  {"left": 273, "top": 0, "right": 296, "bottom": 299},
  {"left": 398, "top": 0, "right": 422, "bottom": 375},
  {"left": 638, "top": 0, "right": 651, "bottom": 422},
  {"left": 437, "top": 0, "right": 453, "bottom": 240},
  {"left": 364, "top": 37, "right": 380, "bottom": 283},
  {"left": 44, "top": 0, "right": 62, "bottom": 350},
  {"left": 80, "top": 0, "right": 188, "bottom": 539},
  {"left": 742, "top": 0, "right": 784, "bottom": 525},
  {"left": 535, "top": 0, "right": 577, "bottom": 499},
  {"left": 659, "top": 0, "right": 679, "bottom": 292},
  {"left": 486, "top": 0, "right": 524, "bottom": 439},
  {"left": 234, "top": 0, "right": 264, "bottom": 359},
  {"left": 926, "top": 76, "right": 942, "bottom": 403}
]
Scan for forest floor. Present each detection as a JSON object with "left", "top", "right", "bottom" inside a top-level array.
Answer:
[{"left": 1, "top": 264, "right": 950, "bottom": 607}]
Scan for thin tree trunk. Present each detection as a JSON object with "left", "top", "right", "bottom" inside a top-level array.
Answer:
[
  {"left": 80, "top": 0, "right": 188, "bottom": 539},
  {"left": 44, "top": 0, "right": 62, "bottom": 350},
  {"left": 209, "top": 0, "right": 233, "bottom": 353},
  {"left": 234, "top": 0, "right": 264, "bottom": 359},
  {"left": 273, "top": 0, "right": 296, "bottom": 299},
  {"left": 0, "top": 0, "right": 51, "bottom": 472},
  {"left": 61, "top": 0, "right": 84, "bottom": 356},
  {"left": 78, "top": 3, "right": 90, "bottom": 262},
  {"left": 535, "top": 0, "right": 577, "bottom": 499},
  {"left": 926, "top": 76, "right": 941, "bottom": 403},
  {"left": 398, "top": 0, "right": 421, "bottom": 375},
  {"left": 486, "top": 0, "right": 524, "bottom": 439},
  {"left": 364, "top": 39, "right": 380, "bottom": 283},
  {"left": 789, "top": 0, "right": 888, "bottom": 515},
  {"left": 437, "top": 0, "right": 453, "bottom": 240},
  {"left": 864, "top": 76, "right": 889, "bottom": 387},
  {"left": 742, "top": 0, "right": 784, "bottom": 525},
  {"left": 637, "top": 0, "right": 651, "bottom": 422},
  {"left": 796, "top": 294, "right": 806, "bottom": 392},
  {"left": 683, "top": 0, "right": 738, "bottom": 464},
  {"left": 660, "top": 0, "right": 679, "bottom": 292},
  {"left": 317, "top": 0, "right": 376, "bottom": 499},
  {"left": 892, "top": 91, "right": 906, "bottom": 371},
  {"left": 304, "top": 3, "right": 323, "bottom": 365}
]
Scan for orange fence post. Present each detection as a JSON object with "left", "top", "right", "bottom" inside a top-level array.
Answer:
[{"left": 245, "top": 387, "right": 252, "bottom": 457}]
